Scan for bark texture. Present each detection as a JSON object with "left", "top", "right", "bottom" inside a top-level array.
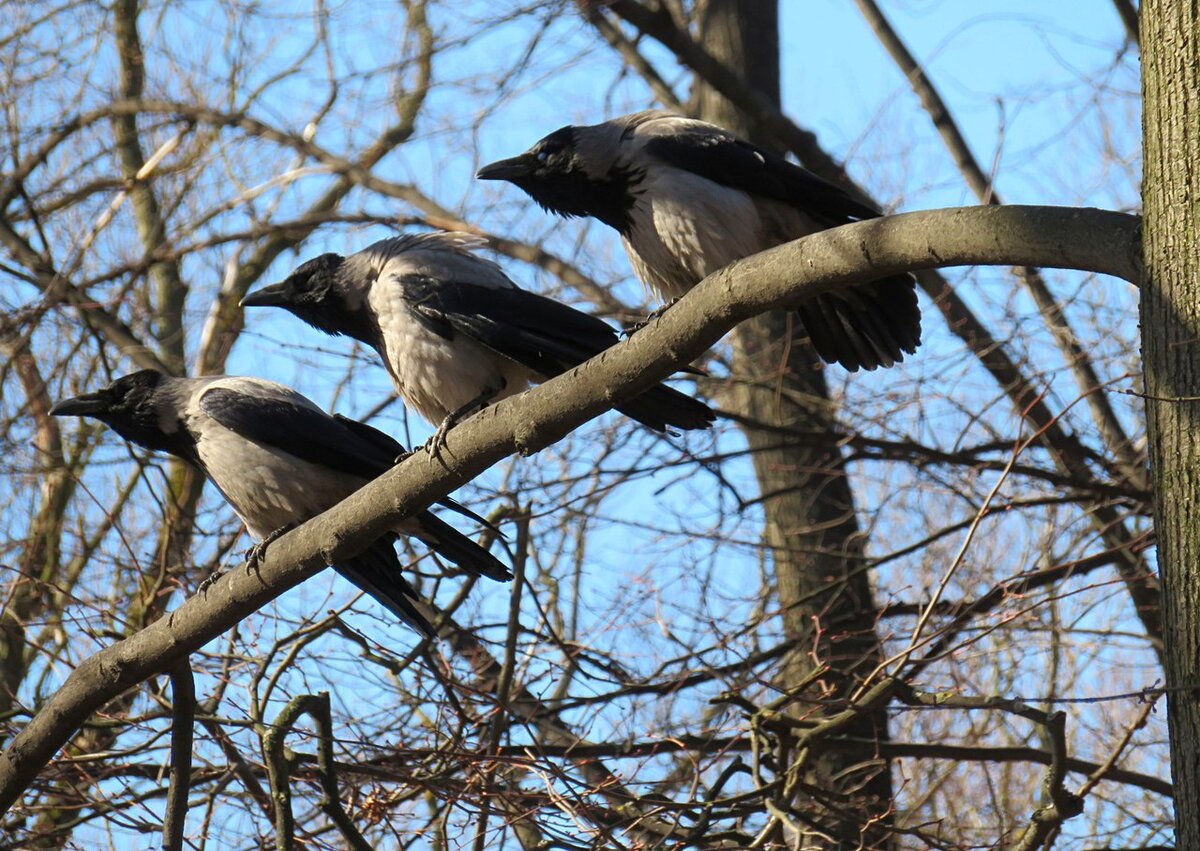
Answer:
[
  {"left": 1140, "top": 1, "right": 1200, "bottom": 846},
  {"left": 695, "top": 3, "right": 893, "bottom": 844},
  {"left": 0, "top": 204, "right": 1140, "bottom": 817}
]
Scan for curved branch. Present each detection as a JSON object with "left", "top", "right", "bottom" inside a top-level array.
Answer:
[
  {"left": 591, "top": 0, "right": 1161, "bottom": 661},
  {"left": 263, "top": 692, "right": 371, "bottom": 851},
  {"left": 0, "top": 204, "right": 1140, "bottom": 815}
]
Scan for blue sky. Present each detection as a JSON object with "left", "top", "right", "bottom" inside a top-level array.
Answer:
[
  {"left": 216, "top": 3, "right": 1156, "bottom": 844},
  {"left": 4, "top": 1, "right": 1161, "bottom": 846}
]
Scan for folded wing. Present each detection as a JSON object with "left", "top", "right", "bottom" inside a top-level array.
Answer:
[
  {"left": 643, "top": 128, "right": 922, "bottom": 371},
  {"left": 198, "top": 387, "right": 510, "bottom": 610},
  {"left": 400, "top": 275, "right": 715, "bottom": 431}
]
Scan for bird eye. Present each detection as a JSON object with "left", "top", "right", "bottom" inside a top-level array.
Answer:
[{"left": 535, "top": 150, "right": 550, "bottom": 164}]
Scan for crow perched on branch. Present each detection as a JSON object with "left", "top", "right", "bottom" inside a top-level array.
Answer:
[
  {"left": 478, "top": 110, "right": 921, "bottom": 371},
  {"left": 242, "top": 231, "right": 714, "bottom": 454},
  {"left": 51, "top": 370, "right": 509, "bottom": 636}
]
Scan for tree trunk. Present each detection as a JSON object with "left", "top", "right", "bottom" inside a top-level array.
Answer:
[
  {"left": 1140, "top": 1, "right": 1200, "bottom": 846},
  {"left": 694, "top": 2, "right": 894, "bottom": 847}
]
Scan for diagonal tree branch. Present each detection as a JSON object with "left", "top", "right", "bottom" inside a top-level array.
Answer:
[
  {"left": 1112, "top": 0, "right": 1141, "bottom": 47},
  {"left": 0, "top": 205, "right": 1140, "bottom": 816}
]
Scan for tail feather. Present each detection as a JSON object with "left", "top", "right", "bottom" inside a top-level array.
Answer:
[
  {"left": 617, "top": 384, "right": 716, "bottom": 432},
  {"left": 435, "top": 496, "right": 504, "bottom": 538},
  {"left": 413, "top": 512, "right": 511, "bottom": 582},
  {"left": 797, "top": 274, "right": 921, "bottom": 371},
  {"left": 334, "top": 537, "right": 437, "bottom": 637}
]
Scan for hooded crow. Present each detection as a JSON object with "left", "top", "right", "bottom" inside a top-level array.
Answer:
[
  {"left": 50, "top": 370, "right": 510, "bottom": 636},
  {"left": 241, "top": 232, "right": 714, "bottom": 450},
  {"left": 477, "top": 110, "right": 921, "bottom": 372}
]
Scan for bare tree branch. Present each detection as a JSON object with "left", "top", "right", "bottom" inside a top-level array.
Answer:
[
  {"left": 597, "top": 0, "right": 1162, "bottom": 664},
  {"left": 162, "top": 659, "right": 194, "bottom": 851},
  {"left": 0, "top": 204, "right": 1140, "bottom": 816},
  {"left": 263, "top": 692, "right": 371, "bottom": 851},
  {"left": 853, "top": 0, "right": 1146, "bottom": 491},
  {"left": 1112, "top": 0, "right": 1141, "bottom": 47}
]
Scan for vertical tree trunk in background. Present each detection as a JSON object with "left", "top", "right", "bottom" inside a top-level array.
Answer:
[
  {"left": 1140, "top": 1, "right": 1200, "bottom": 846},
  {"left": 693, "top": 2, "right": 894, "bottom": 846}
]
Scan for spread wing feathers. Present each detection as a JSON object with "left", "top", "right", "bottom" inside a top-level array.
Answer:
[
  {"left": 796, "top": 275, "right": 922, "bottom": 371},
  {"left": 334, "top": 536, "right": 436, "bottom": 637},
  {"left": 400, "top": 275, "right": 715, "bottom": 431},
  {"left": 642, "top": 131, "right": 882, "bottom": 226}
]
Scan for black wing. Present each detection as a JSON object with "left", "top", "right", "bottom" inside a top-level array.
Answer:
[
  {"left": 333, "top": 412, "right": 408, "bottom": 460},
  {"left": 333, "top": 412, "right": 500, "bottom": 533},
  {"left": 643, "top": 132, "right": 881, "bottom": 226},
  {"left": 401, "top": 276, "right": 622, "bottom": 377},
  {"left": 336, "top": 410, "right": 504, "bottom": 530},
  {"left": 646, "top": 128, "right": 921, "bottom": 371},
  {"left": 199, "top": 389, "right": 392, "bottom": 479},
  {"left": 411, "top": 514, "right": 511, "bottom": 582},
  {"left": 402, "top": 276, "right": 715, "bottom": 431},
  {"left": 202, "top": 390, "right": 501, "bottom": 530},
  {"left": 335, "top": 536, "right": 436, "bottom": 637},
  {"left": 338, "top": 528, "right": 509, "bottom": 634}
]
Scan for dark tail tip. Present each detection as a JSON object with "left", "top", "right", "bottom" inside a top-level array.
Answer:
[
  {"left": 797, "top": 274, "right": 921, "bottom": 371},
  {"left": 416, "top": 512, "right": 512, "bottom": 582},
  {"left": 618, "top": 384, "right": 715, "bottom": 433}
]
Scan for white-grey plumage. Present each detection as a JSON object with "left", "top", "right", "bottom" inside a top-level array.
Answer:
[
  {"left": 50, "top": 370, "right": 509, "bottom": 636},
  {"left": 477, "top": 110, "right": 922, "bottom": 372},
  {"left": 324, "top": 233, "right": 539, "bottom": 425},
  {"left": 241, "top": 231, "right": 714, "bottom": 444}
]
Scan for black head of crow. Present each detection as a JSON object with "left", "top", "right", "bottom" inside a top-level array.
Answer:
[
  {"left": 479, "top": 111, "right": 922, "bottom": 372},
  {"left": 476, "top": 125, "right": 642, "bottom": 232},
  {"left": 240, "top": 253, "right": 375, "bottom": 345},
  {"left": 48, "top": 370, "right": 197, "bottom": 462}
]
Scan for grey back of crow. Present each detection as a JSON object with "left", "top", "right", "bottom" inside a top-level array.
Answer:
[
  {"left": 243, "top": 232, "right": 714, "bottom": 435},
  {"left": 477, "top": 110, "right": 922, "bottom": 372},
  {"left": 51, "top": 370, "right": 509, "bottom": 636}
]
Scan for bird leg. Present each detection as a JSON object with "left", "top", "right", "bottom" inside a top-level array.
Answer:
[
  {"left": 243, "top": 523, "right": 296, "bottom": 577},
  {"left": 624, "top": 297, "right": 681, "bottom": 336},
  {"left": 425, "top": 379, "right": 506, "bottom": 463},
  {"left": 197, "top": 568, "right": 224, "bottom": 595}
]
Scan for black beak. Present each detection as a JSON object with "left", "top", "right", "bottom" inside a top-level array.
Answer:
[
  {"left": 49, "top": 392, "right": 109, "bottom": 418},
  {"left": 240, "top": 282, "right": 290, "bottom": 308},
  {"left": 476, "top": 154, "right": 534, "bottom": 181}
]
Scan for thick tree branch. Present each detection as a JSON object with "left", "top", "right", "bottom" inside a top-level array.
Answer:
[{"left": 0, "top": 205, "right": 1139, "bottom": 815}]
